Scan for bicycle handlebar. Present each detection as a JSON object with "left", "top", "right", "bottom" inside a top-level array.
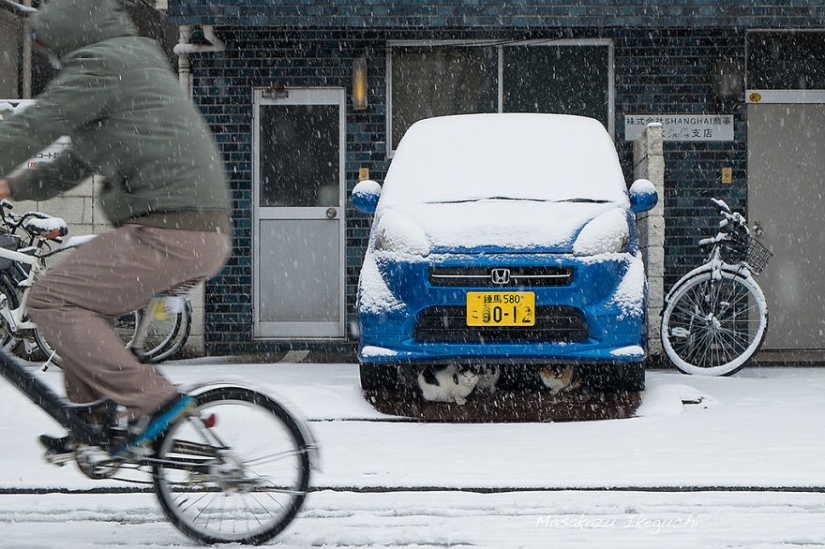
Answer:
[{"left": 711, "top": 198, "right": 750, "bottom": 237}]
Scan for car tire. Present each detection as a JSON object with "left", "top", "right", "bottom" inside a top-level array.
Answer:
[
  {"left": 579, "top": 363, "right": 645, "bottom": 392},
  {"left": 615, "top": 362, "right": 645, "bottom": 392},
  {"left": 359, "top": 362, "right": 400, "bottom": 391}
]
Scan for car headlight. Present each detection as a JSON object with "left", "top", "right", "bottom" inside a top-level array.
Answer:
[
  {"left": 373, "top": 210, "right": 431, "bottom": 257},
  {"left": 572, "top": 208, "right": 630, "bottom": 255}
]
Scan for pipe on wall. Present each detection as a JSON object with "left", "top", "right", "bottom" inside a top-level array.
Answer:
[{"left": 174, "top": 25, "right": 225, "bottom": 96}]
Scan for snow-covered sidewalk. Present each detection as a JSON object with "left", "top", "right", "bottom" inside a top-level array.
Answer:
[
  {"left": 2, "top": 361, "right": 824, "bottom": 491},
  {"left": 2, "top": 360, "right": 825, "bottom": 548}
]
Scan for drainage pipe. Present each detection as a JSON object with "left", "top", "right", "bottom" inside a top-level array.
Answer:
[{"left": 173, "top": 25, "right": 225, "bottom": 95}]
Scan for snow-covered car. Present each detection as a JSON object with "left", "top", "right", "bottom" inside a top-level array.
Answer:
[{"left": 352, "top": 113, "right": 657, "bottom": 393}]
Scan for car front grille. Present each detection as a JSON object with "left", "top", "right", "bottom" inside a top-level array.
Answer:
[
  {"left": 428, "top": 266, "right": 573, "bottom": 287},
  {"left": 413, "top": 306, "right": 588, "bottom": 344}
]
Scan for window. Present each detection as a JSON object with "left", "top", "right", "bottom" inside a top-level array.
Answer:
[
  {"left": 389, "top": 40, "right": 613, "bottom": 152},
  {"left": 747, "top": 31, "right": 825, "bottom": 91}
]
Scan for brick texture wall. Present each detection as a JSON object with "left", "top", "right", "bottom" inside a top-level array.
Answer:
[
  {"left": 182, "top": 24, "right": 764, "bottom": 355},
  {"left": 169, "top": 1, "right": 825, "bottom": 29},
  {"left": 166, "top": 0, "right": 822, "bottom": 355}
]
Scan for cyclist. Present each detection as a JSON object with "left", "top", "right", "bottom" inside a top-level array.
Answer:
[{"left": 0, "top": 0, "right": 232, "bottom": 457}]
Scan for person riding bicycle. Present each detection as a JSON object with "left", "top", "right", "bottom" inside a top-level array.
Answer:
[{"left": 0, "top": 0, "right": 232, "bottom": 457}]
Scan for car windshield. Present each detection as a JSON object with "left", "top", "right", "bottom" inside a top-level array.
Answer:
[{"left": 379, "top": 113, "right": 628, "bottom": 209}]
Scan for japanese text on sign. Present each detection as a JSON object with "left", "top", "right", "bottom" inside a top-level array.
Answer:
[
  {"left": 0, "top": 100, "right": 71, "bottom": 169},
  {"left": 624, "top": 114, "right": 734, "bottom": 142}
]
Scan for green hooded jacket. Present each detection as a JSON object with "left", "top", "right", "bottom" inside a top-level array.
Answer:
[{"left": 0, "top": 0, "right": 231, "bottom": 232}]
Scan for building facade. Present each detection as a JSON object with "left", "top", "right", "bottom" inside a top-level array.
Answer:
[{"left": 3, "top": 1, "right": 825, "bottom": 360}]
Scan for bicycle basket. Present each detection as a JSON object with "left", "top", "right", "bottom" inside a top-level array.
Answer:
[
  {"left": 0, "top": 233, "right": 21, "bottom": 271},
  {"left": 743, "top": 237, "right": 773, "bottom": 276}
]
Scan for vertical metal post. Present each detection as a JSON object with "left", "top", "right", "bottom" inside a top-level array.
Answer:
[{"left": 21, "top": 0, "right": 31, "bottom": 98}]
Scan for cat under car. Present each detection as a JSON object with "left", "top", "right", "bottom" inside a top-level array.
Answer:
[{"left": 417, "top": 364, "right": 580, "bottom": 405}]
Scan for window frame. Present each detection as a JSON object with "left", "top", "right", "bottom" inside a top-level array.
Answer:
[
  {"left": 745, "top": 29, "right": 825, "bottom": 105},
  {"left": 387, "top": 38, "right": 615, "bottom": 157}
]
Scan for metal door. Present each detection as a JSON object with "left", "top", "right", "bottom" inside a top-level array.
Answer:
[
  {"left": 748, "top": 103, "right": 825, "bottom": 350},
  {"left": 252, "top": 88, "right": 346, "bottom": 339}
]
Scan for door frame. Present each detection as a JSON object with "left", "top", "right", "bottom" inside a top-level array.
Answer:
[{"left": 251, "top": 87, "right": 347, "bottom": 340}]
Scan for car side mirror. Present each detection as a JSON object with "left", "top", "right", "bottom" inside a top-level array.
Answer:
[
  {"left": 629, "top": 179, "right": 658, "bottom": 214},
  {"left": 352, "top": 180, "right": 381, "bottom": 214}
]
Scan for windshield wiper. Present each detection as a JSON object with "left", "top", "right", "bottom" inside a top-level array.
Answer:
[{"left": 426, "top": 196, "right": 548, "bottom": 205}]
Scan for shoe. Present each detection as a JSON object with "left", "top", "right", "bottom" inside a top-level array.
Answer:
[
  {"left": 110, "top": 394, "right": 196, "bottom": 458},
  {"left": 39, "top": 434, "right": 76, "bottom": 456}
]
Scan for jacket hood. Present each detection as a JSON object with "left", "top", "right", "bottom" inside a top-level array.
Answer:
[{"left": 31, "top": 0, "right": 137, "bottom": 58}]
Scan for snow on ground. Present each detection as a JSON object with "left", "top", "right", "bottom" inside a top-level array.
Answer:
[{"left": 1, "top": 360, "right": 825, "bottom": 547}]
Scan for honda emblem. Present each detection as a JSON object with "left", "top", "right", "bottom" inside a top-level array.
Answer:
[{"left": 490, "top": 268, "right": 511, "bottom": 285}]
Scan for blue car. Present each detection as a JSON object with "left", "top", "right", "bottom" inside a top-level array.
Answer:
[{"left": 352, "top": 113, "right": 657, "bottom": 393}]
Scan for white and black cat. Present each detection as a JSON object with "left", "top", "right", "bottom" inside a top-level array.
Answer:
[{"left": 417, "top": 364, "right": 480, "bottom": 405}]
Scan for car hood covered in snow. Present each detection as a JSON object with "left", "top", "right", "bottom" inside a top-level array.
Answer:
[
  {"left": 372, "top": 113, "right": 633, "bottom": 254},
  {"left": 376, "top": 199, "right": 627, "bottom": 254}
]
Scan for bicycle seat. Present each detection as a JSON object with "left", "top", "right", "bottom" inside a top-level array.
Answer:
[{"left": 24, "top": 216, "right": 68, "bottom": 239}]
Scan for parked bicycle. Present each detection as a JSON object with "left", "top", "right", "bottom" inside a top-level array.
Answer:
[
  {"left": 661, "top": 198, "right": 773, "bottom": 376},
  {"left": 0, "top": 347, "right": 317, "bottom": 544},
  {"left": 0, "top": 200, "right": 192, "bottom": 365}
]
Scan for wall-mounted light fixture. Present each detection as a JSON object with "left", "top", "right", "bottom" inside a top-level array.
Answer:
[
  {"left": 352, "top": 56, "right": 368, "bottom": 111},
  {"left": 710, "top": 58, "right": 744, "bottom": 99}
]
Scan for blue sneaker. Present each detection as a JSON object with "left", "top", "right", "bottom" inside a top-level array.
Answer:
[{"left": 111, "top": 394, "right": 196, "bottom": 458}]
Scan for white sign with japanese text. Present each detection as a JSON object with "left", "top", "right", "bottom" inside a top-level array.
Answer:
[
  {"left": 624, "top": 114, "right": 734, "bottom": 142},
  {"left": 0, "top": 100, "right": 71, "bottom": 169}
]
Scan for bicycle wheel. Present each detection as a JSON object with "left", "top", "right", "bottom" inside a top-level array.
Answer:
[
  {"left": 32, "top": 325, "right": 62, "bottom": 367},
  {"left": 143, "top": 297, "right": 191, "bottom": 363},
  {"left": 152, "top": 386, "right": 313, "bottom": 545},
  {"left": 32, "top": 311, "right": 140, "bottom": 369},
  {"left": 661, "top": 270, "right": 768, "bottom": 376},
  {"left": 0, "top": 274, "right": 21, "bottom": 353},
  {"left": 115, "top": 297, "right": 190, "bottom": 363}
]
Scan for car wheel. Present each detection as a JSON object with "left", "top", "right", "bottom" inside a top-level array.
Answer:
[
  {"left": 578, "top": 363, "right": 645, "bottom": 392},
  {"left": 359, "top": 363, "right": 400, "bottom": 391},
  {"left": 616, "top": 363, "right": 645, "bottom": 391}
]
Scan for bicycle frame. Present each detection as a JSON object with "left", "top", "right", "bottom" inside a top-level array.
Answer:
[
  {"left": 663, "top": 238, "right": 753, "bottom": 304},
  {"left": 0, "top": 348, "right": 110, "bottom": 446},
  {"left": 0, "top": 243, "right": 48, "bottom": 338},
  {"left": 0, "top": 234, "right": 93, "bottom": 348}
]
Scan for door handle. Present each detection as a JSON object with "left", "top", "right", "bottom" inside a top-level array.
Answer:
[{"left": 326, "top": 207, "right": 338, "bottom": 219}]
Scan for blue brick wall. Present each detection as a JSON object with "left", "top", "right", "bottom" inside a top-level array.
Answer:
[
  {"left": 187, "top": 23, "right": 763, "bottom": 355},
  {"left": 613, "top": 28, "right": 748, "bottom": 280},
  {"left": 169, "top": 1, "right": 825, "bottom": 29}
]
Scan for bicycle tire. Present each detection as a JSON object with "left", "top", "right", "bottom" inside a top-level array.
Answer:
[
  {"left": 32, "top": 311, "right": 141, "bottom": 369},
  {"left": 152, "top": 386, "right": 312, "bottom": 545},
  {"left": 143, "top": 297, "right": 192, "bottom": 363},
  {"left": 32, "top": 299, "right": 190, "bottom": 367},
  {"left": 661, "top": 270, "right": 768, "bottom": 376},
  {"left": 32, "top": 324, "right": 62, "bottom": 367}
]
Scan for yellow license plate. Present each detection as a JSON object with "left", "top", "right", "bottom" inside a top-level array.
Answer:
[{"left": 466, "top": 291, "right": 535, "bottom": 327}]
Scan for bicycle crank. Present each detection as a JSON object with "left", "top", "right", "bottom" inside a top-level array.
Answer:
[{"left": 75, "top": 445, "right": 122, "bottom": 480}]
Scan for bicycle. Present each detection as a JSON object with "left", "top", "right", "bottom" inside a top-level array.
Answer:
[
  {"left": 660, "top": 198, "right": 773, "bottom": 376},
  {"left": 0, "top": 200, "right": 192, "bottom": 365},
  {"left": 0, "top": 348, "right": 318, "bottom": 544}
]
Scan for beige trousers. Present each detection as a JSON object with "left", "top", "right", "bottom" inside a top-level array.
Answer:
[{"left": 28, "top": 223, "right": 231, "bottom": 420}]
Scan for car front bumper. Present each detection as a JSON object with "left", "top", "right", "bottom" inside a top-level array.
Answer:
[{"left": 357, "top": 252, "right": 648, "bottom": 366}]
